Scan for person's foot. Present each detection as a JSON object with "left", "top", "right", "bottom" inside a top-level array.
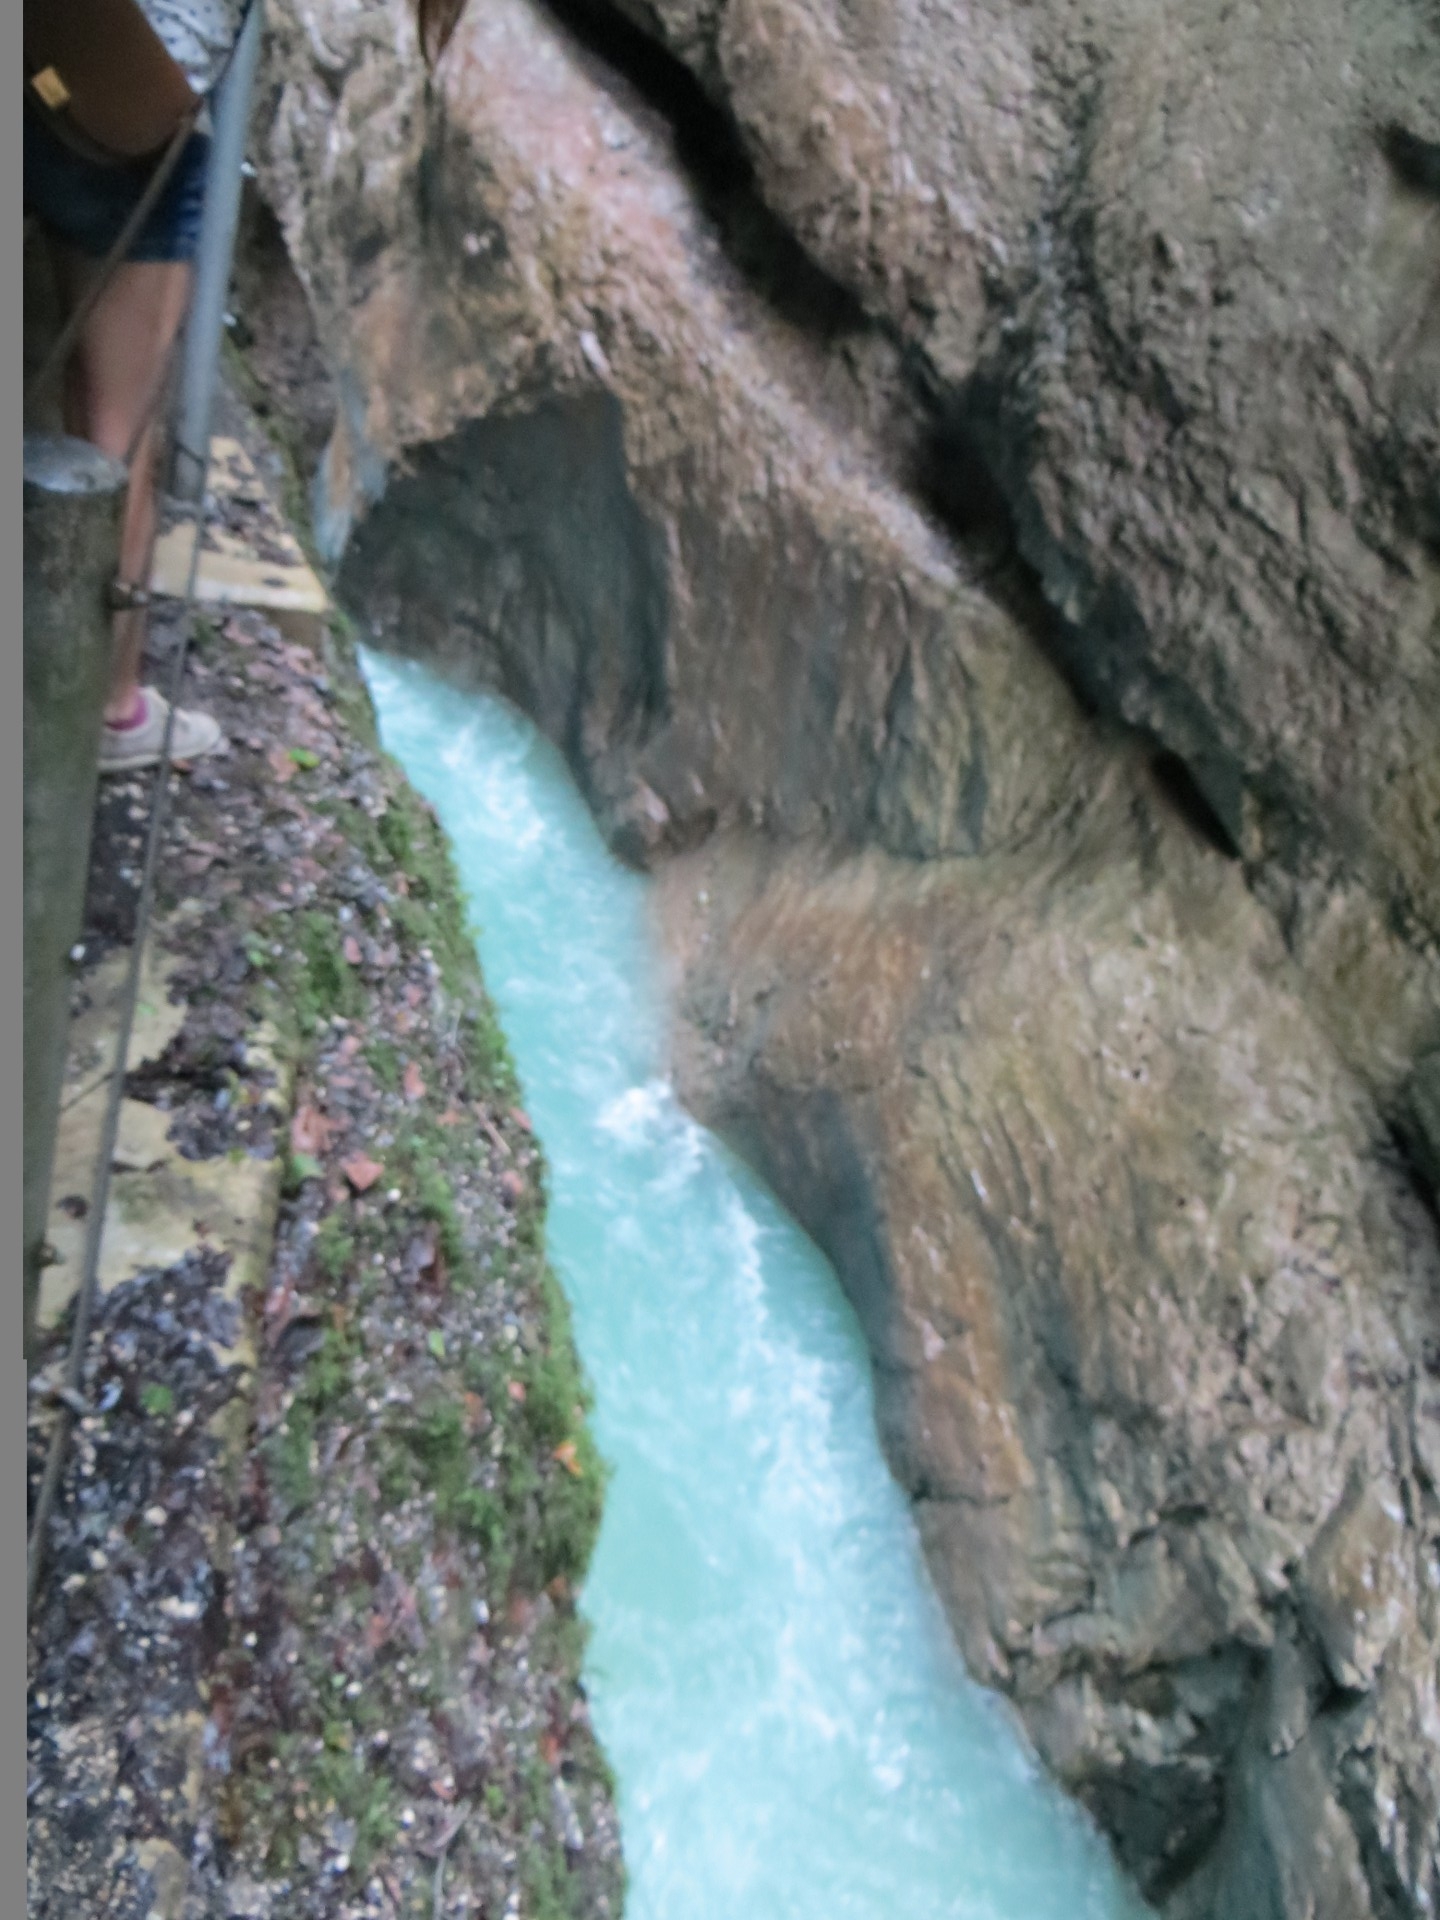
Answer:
[{"left": 99, "top": 687, "right": 224, "bottom": 775}]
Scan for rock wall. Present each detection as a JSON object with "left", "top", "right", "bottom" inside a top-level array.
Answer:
[
  {"left": 248, "top": 0, "right": 1440, "bottom": 1912},
  {"left": 596, "top": 0, "right": 1440, "bottom": 1115},
  {"left": 659, "top": 810, "right": 1440, "bottom": 1916}
]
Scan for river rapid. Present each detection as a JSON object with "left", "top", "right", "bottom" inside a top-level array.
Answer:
[{"left": 363, "top": 649, "right": 1151, "bottom": 1920}]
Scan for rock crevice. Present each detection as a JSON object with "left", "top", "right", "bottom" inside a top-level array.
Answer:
[{"left": 246, "top": 0, "right": 1440, "bottom": 1911}]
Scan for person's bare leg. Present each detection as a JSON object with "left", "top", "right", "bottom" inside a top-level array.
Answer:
[{"left": 59, "top": 251, "right": 191, "bottom": 721}]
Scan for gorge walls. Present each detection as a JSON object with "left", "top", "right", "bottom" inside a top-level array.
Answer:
[{"left": 247, "top": 0, "right": 1440, "bottom": 1911}]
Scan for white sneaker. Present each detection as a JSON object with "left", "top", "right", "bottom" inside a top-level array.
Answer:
[{"left": 99, "top": 688, "right": 224, "bottom": 775}]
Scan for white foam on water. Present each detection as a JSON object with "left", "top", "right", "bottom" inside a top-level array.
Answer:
[{"left": 363, "top": 650, "right": 1154, "bottom": 1920}]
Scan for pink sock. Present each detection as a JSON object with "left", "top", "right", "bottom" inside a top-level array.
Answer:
[{"left": 107, "top": 690, "right": 148, "bottom": 732}]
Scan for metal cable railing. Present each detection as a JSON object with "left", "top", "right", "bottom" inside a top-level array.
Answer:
[
  {"left": 26, "top": 5, "right": 263, "bottom": 1612},
  {"left": 27, "top": 494, "right": 211, "bottom": 1612}
]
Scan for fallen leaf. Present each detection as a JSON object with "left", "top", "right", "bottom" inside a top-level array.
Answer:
[
  {"left": 403, "top": 1060, "right": 426, "bottom": 1103},
  {"left": 437, "top": 1107, "right": 465, "bottom": 1128},
  {"left": 427, "top": 1329, "right": 447, "bottom": 1361},
  {"left": 462, "top": 1392, "right": 488, "bottom": 1433},
  {"left": 266, "top": 1282, "right": 305, "bottom": 1344},
  {"left": 342, "top": 1153, "right": 384, "bottom": 1193},
  {"left": 499, "top": 1170, "right": 526, "bottom": 1205},
  {"left": 552, "top": 1440, "right": 582, "bottom": 1477},
  {"left": 342, "top": 935, "right": 363, "bottom": 966},
  {"left": 265, "top": 744, "right": 295, "bottom": 784},
  {"left": 539, "top": 1732, "right": 562, "bottom": 1769},
  {"left": 290, "top": 1104, "right": 333, "bottom": 1156},
  {"left": 507, "top": 1379, "right": 527, "bottom": 1405},
  {"left": 416, "top": 1803, "right": 472, "bottom": 1857},
  {"left": 288, "top": 746, "right": 320, "bottom": 770},
  {"left": 263, "top": 1276, "right": 296, "bottom": 1342}
]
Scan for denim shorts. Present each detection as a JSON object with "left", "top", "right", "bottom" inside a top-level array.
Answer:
[{"left": 25, "top": 103, "right": 211, "bottom": 264}]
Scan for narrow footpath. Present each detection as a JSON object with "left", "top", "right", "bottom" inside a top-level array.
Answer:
[{"left": 26, "top": 388, "right": 622, "bottom": 1920}]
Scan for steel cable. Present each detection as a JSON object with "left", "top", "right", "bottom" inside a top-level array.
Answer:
[
  {"left": 25, "top": 5, "right": 261, "bottom": 1610},
  {"left": 27, "top": 460, "right": 212, "bottom": 1615}
]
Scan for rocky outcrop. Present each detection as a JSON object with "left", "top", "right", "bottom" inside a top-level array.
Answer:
[
  {"left": 248, "top": 0, "right": 1440, "bottom": 1912},
  {"left": 579, "top": 0, "right": 1440, "bottom": 1119},
  {"left": 659, "top": 804, "right": 1440, "bottom": 1915}
]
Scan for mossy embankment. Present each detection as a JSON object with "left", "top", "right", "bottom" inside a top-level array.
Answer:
[
  {"left": 27, "top": 382, "right": 624, "bottom": 1920},
  {"left": 219, "top": 396, "right": 624, "bottom": 1916}
]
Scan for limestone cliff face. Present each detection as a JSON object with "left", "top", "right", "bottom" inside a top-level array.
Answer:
[
  {"left": 249, "top": 0, "right": 1440, "bottom": 1912},
  {"left": 600, "top": 0, "right": 1440, "bottom": 1123}
]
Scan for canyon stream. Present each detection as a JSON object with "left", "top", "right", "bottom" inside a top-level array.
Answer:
[{"left": 363, "top": 649, "right": 1153, "bottom": 1920}]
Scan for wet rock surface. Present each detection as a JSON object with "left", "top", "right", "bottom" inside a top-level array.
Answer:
[
  {"left": 658, "top": 798, "right": 1440, "bottom": 1916},
  {"left": 244, "top": 1, "right": 1440, "bottom": 1913},
  {"left": 28, "top": 392, "right": 621, "bottom": 1920},
  {"left": 568, "top": 0, "right": 1440, "bottom": 1103}
]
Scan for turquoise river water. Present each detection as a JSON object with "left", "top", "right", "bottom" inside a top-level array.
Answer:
[{"left": 363, "top": 650, "right": 1151, "bottom": 1920}]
